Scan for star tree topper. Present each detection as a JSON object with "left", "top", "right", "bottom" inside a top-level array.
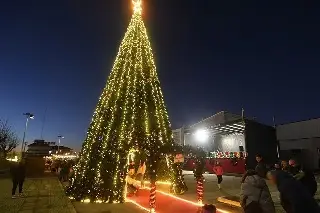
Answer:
[{"left": 133, "top": 0, "right": 142, "bottom": 15}]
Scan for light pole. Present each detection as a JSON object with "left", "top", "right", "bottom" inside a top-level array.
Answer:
[
  {"left": 57, "top": 135, "right": 64, "bottom": 154},
  {"left": 21, "top": 113, "right": 34, "bottom": 154}
]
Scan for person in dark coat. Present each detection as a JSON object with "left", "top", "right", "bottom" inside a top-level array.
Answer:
[
  {"left": 268, "top": 170, "right": 320, "bottom": 213},
  {"left": 294, "top": 167, "right": 317, "bottom": 197},
  {"left": 255, "top": 154, "right": 267, "bottom": 178},
  {"left": 60, "top": 164, "right": 70, "bottom": 182},
  {"left": 287, "top": 159, "right": 317, "bottom": 196},
  {"left": 10, "top": 160, "right": 26, "bottom": 198}
]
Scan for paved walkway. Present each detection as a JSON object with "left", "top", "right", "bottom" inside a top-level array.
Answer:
[
  {"left": 176, "top": 174, "right": 320, "bottom": 213},
  {"left": 0, "top": 178, "right": 75, "bottom": 213},
  {"left": 73, "top": 202, "right": 143, "bottom": 213},
  {"left": 128, "top": 188, "right": 231, "bottom": 213}
]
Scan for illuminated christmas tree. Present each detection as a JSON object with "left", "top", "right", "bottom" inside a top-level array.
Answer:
[{"left": 68, "top": 0, "right": 185, "bottom": 203}]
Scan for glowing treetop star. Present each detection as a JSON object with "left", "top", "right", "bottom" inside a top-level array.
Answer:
[{"left": 133, "top": 0, "right": 142, "bottom": 15}]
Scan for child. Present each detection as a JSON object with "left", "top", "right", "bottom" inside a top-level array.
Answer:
[{"left": 213, "top": 161, "right": 223, "bottom": 189}]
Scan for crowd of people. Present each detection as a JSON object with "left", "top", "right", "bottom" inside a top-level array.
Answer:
[
  {"left": 8, "top": 154, "right": 320, "bottom": 213},
  {"left": 48, "top": 159, "right": 75, "bottom": 183},
  {"left": 238, "top": 154, "right": 320, "bottom": 213}
]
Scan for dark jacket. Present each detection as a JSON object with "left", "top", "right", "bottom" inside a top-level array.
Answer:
[
  {"left": 288, "top": 165, "right": 300, "bottom": 176},
  {"left": 10, "top": 162, "right": 26, "bottom": 181},
  {"left": 295, "top": 168, "right": 317, "bottom": 196},
  {"left": 275, "top": 171, "right": 320, "bottom": 213},
  {"left": 255, "top": 161, "right": 267, "bottom": 178}
]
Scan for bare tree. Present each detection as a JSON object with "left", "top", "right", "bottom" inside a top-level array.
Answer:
[{"left": 0, "top": 119, "right": 19, "bottom": 159}]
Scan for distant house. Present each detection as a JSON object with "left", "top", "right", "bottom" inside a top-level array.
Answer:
[
  {"left": 50, "top": 145, "right": 72, "bottom": 155},
  {"left": 26, "top": 139, "right": 72, "bottom": 157},
  {"left": 26, "top": 140, "right": 53, "bottom": 156}
]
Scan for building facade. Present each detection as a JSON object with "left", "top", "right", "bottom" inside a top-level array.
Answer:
[
  {"left": 277, "top": 118, "right": 320, "bottom": 170},
  {"left": 26, "top": 139, "right": 73, "bottom": 157},
  {"left": 173, "top": 111, "right": 278, "bottom": 173},
  {"left": 26, "top": 140, "right": 53, "bottom": 156}
]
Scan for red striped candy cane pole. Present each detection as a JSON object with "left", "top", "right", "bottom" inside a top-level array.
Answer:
[
  {"left": 149, "top": 181, "right": 156, "bottom": 212},
  {"left": 196, "top": 177, "right": 204, "bottom": 205}
]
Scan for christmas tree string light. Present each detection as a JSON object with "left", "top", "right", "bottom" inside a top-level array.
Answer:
[{"left": 67, "top": 0, "right": 186, "bottom": 205}]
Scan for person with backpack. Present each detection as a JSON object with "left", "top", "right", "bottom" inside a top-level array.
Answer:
[{"left": 240, "top": 170, "right": 275, "bottom": 213}]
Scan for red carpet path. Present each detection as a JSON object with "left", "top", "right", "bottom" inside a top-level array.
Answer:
[{"left": 127, "top": 189, "right": 225, "bottom": 213}]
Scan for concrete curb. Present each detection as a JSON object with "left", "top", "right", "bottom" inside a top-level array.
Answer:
[
  {"left": 57, "top": 179, "right": 77, "bottom": 213},
  {"left": 182, "top": 170, "right": 243, "bottom": 177},
  {"left": 217, "top": 196, "right": 241, "bottom": 208}
]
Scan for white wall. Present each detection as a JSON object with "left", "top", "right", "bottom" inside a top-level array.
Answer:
[
  {"left": 221, "top": 134, "right": 245, "bottom": 152},
  {"left": 277, "top": 118, "right": 320, "bottom": 170},
  {"left": 277, "top": 118, "right": 320, "bottom": 140},
  {"left": 279, "top": 138, "right": 313, "bottom": 150},
  {"left": 279, "top": 138, "right": 320, "bottom": 169}
]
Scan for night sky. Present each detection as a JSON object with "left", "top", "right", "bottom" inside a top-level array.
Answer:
[{"left": 1, "top": 0, "right": 319, "bottom": 150}]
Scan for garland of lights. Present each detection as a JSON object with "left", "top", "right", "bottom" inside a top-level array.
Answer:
[
  {"left": 209, "top": 151, "right": 247, "bottom": 159},
  {"left": 193, "top": 148, "right": 206, "bottom": 205},
  {"left": 67, "top": 0, "right": 185, "bottom": 206}
]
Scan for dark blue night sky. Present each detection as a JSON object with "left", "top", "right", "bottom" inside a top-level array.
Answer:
[{"left": 1, "top": 0, "right": 319, "bottom": 150}]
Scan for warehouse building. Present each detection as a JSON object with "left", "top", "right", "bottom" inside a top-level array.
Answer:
[{"left": 277, "top": 118, "right": 320, "bottom": 170}]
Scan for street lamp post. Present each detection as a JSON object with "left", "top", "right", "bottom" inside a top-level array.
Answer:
[
  {"left": 57, "top": 135, "right": 64, "bottom": 154},
  {"left": 21, "top": 113, "right": 34, "bottom": 154},
  {"left": 23, "top": 142, "right": 28, "bottom": 152}
]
